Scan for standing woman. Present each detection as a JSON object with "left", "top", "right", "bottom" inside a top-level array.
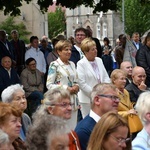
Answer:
[
  {"left": 110, "top": 69, "right": 137, "bottom": 121},
  {"left": 46, "top": 40, "right": 79, "bottom": 129},
  {"left": 77, "top": 38, "right": 110, "bottom": 118}
]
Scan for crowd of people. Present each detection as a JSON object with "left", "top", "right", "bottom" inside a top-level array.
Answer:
[{"left": 0, "top": 27, "right": 150, "bottom": 150}]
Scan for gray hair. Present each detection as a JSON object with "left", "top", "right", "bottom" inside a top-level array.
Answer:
[
  {"left": 91, "top": 83, "right": 117, "bottom": 102},
  {"left": 0, "top": 129, "right": 9, "bottom": 146},
  {"left": 135, "top": 91, "right": 150, "bottom": 125},
  {"left": 35, "top": 88, "right": 70, "bottom": 117},
  {"left": 1, "top": 84, "right": 25, "bottom": 103},
  {"left": 26, "top": 115, "right": 70, "bottom": 150}
]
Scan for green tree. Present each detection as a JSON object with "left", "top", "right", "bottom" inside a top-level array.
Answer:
[
  {"left": 0, "top": 17, "right": 31, "bottom": 43},
  {"left": 48, "top": 7, "right": 66, "bottom": 39},
  {"left": 2, "top": 0, "right": 149, "bottom": 16},
  {"left": 124, "top": 0, "right": 150, "bottom": 36}
]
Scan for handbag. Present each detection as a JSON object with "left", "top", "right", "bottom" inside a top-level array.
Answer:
[{"left": 128, "top": 114, "right": 143, "bottom": 133}]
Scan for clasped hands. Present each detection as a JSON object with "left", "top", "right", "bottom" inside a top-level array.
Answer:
[{"left": 67, "top": 85, "right": 79, "bottom": 94}]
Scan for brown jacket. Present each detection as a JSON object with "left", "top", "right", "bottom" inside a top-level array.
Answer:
[{"left": 20, "top": 68, "right": 43, "bottom": 97}]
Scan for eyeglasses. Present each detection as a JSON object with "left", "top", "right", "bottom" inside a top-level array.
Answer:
[
  {"left": 29, "top": 63, "right": 36, "bottom": 66},
  {"left": 75, "top": 34, "right": 86, "bottom": 37},
  {"left": 110, "top": 135, "right": 131, "bottom": 145},
  {"left": 98, "top": 94, "right": 120, "bottom": 101},
  {"left": 51, "top": 102, "right": 74, "bottom": 108}
]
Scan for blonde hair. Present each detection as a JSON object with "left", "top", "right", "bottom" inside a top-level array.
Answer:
[
  {"left": 87, "top": 111, "right": 131, "bottom": 150},
  {"left": 55, "top": 40, "right": 72, "bottom": 51},
  {"left": 81, "top": 38, "right": 96, "bottom": 53},
  {"left": 110, "top": 69, "right": 127, "bottom": 84}
]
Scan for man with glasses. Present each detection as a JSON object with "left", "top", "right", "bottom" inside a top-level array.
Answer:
[
  {"left": 70, "top": 27, "right": 87, "bottom": 66},
  {"left": 75, "top": 83, "right": 119, "bottom": 150},
  {"left": 20, "top": 57, "right": 44, "bottom": 116}
]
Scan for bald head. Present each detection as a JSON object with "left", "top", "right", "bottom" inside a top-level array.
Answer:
[
  {"left": 120, "top": 61, "right": 133, "bottom": 77},
  {"left": 132, "top": 66, "right": 146, "bottom": 85}
]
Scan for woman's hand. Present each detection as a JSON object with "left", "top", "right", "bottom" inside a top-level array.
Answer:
[
  {"left": 128, "top": 109, "right": 137, "bottom": 115},
  {"left": 67, "top": 85, "right": 79, "bottom": 94}
]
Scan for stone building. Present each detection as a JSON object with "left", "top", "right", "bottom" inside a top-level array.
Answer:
[
  {"left": 0, "top": 0, "right": 48, "bottom": 40},
  {"left": 66, "top": 5, "right": 123, "bottom": 47}
]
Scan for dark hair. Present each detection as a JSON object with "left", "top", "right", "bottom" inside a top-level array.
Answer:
[
  {"left": 25, "top": 58, "right": 36, "bottom": 65},
  {"left": 75, "top": 27, "right": 87, "bottom": 36},
  {"left": 143, "top": 32, "right": 150, "bottom": 45},
  {"left": 103, "top": 37, "right": 110, "bottom": 45},
  {"left": 30, "top": 36, "right": 38, "bottom": 43},
  {"left": 118, "top": 34, "right": 124, "bottom": 41}
]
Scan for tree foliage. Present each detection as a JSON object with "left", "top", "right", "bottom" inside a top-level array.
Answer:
[
  {"left": 124, "top": 0, "right": 150, "bottom": 36},
  {"left": 0, "top": 17, "right": 31, "bottom": 43},
  {"left": 0, "top": 0, "right": 148, "bottom": 16},
  {"left": 48, "top": 7, "right": 66, "bottom": 39},
  {"left": 0, "top": 0, "right": 149, "bottom": 16}
]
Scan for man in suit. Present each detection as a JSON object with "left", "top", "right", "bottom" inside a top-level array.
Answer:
[
  {"left": 75, "top": 83, "right": 119, "bottom": 150},
  {"left": 132, "top": 32, "right": 142, "bottom": 50},
  {"left": 0, "top": 30, "right": 14, "bottom": 67},
  {"left": 70, "top": 27, "right": 87, "bottom": 66},
  {"left": 10, "top": 30, "right": 26, "bottom": 76},
  {"left": 0, "top": 56, "right": 20, "bottom": 98}
]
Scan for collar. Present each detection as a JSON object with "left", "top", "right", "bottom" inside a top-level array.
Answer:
[{"left": 89, "top": 110, "right": 101, "bottom": 123}]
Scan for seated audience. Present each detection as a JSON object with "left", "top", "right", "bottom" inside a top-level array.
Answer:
[
  {"left": 125, "top": 66, "right": 147, "bottom": 103},
  {"left": 0, "top": 56, "right": 20, "bottom": 97},
  {"left": 33, "top": 87, "right": 81, "bottom": 150},
  {"left": 120, "top": 61, "right": 133, "bottom": 86},
  {"left": 110, "top": 69, "right": 137, "bottom": 121},
  {"left": 75, "top": 83, "right": 119, "bottom": 150},
  {"left": 0, "top": 102, "right": 26, "bottom": 150},
  {"left": 20, "top": 58, "right": 44, "bottom": 116},
  {"left": 1, "top": 84, "right": 31, "bottom": 141},
  {"left": 132, "top": 91, "right": 150, "bottom": 149},
  {"left": 87, "top": 111, "right": 131, "bottom": 150},
  {"left": 26, "top": 115, "right": 69, "bottom": 150}
]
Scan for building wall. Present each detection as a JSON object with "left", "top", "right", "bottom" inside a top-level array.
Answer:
[
  {"left": 66, "top": 5, "right": 122, "bottom": 47},
  {"left": 0, "top": 0, "right": 48, "bottom": 41}
]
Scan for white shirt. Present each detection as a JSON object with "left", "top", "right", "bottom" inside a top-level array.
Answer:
[
  {"left": 89, "top": 109, "right": 101, "bottom": 123},
  {"left": 25, "top": 47, "right": 46, "bottom": 73},
  {"left": 74, "top": 45, "right": 84, "bottom": 59}
]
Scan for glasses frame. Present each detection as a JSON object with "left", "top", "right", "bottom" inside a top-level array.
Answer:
[
  {"left": 110, "top": 135, "right": 131, "bottom": 145},
  {"left": 51, "top": 102, "right": 74, "bottom": 108},
  {"left": 98, "top": 94, "right": 120, "bottom": 101}
]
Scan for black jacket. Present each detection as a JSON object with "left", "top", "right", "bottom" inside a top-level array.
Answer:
[{"left": 136, "top": 45, "right": 150, "bottom": 87}]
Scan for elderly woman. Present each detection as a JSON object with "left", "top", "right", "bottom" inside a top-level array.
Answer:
[
  {"left": 26, "top": 115, "right": 69, "bottom": 150},
  {"left": 77, "top": 38, "right": 110, "bottom": 118},
  {"left": 0, "top": 102, "right": 26, "bottom": 150},
  {"left": 132, "top": 91, "right": 150, "bottom": 149},
  {"left": 35, "top": 88, "right": 81, "bottom": 150},
  {"left": 87, "top": 111, "right": 131, "bottom": 150},
  {"left": 46, "top": 40, "right": 79, "bottom": 129},
  {"left": 1, "top": 84, "right": 31, "bottom": 141},
  {"left": 110, "top": 69, "right": 136, "bottom": 121}
]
